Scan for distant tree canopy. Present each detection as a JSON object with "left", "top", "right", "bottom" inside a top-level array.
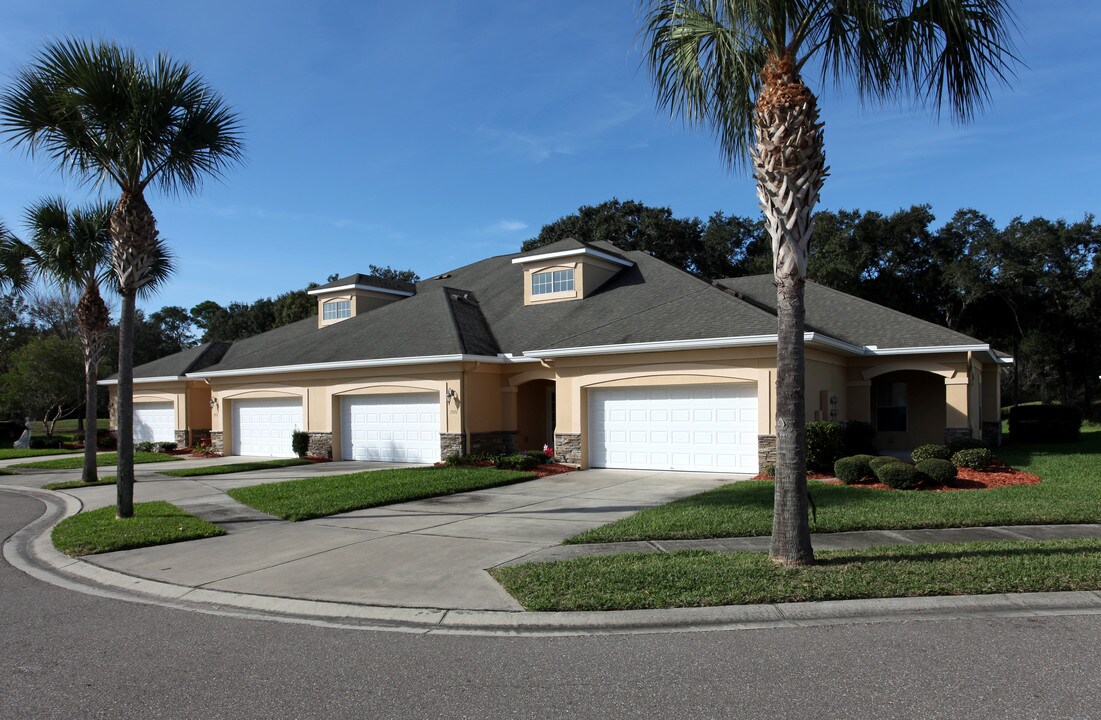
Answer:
[{"left": 525, "top": 198, "right": 1101, "bottom": 411}]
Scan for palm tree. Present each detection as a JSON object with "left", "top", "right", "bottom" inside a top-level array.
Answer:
[
  {"left": 642, "top": 0, "right": 1018, "bottom": 565},
  {"left": 0, "top": 220, "right": 33, "bottom": 292},
  {"left": 0, "top": 38, "right": 242, "bottom": 517},
  {"left": 22, "top": 198, "right": 175, "bottom": 484}
]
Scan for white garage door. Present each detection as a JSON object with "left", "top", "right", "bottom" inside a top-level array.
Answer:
[
  {"left": 589, "top": 384, "right": 758, "bottom": 473},
  {"left": 133, "top": 402, "right": 175, "bottom": 443},
  {"left": 341, "top": 393, "right": 440, "bottom": 463},
  {"left": 231, "top": 398, "right": 303, "bottom": 457}
]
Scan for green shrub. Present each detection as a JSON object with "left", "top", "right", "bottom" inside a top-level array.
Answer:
[
  {"left": 1009, "top": 404, "right": 1082, "bottom": 443},
  {"left": 952, "top": 448, "right": 995, "bottom": 469},
  {"left": 833, "top": 456, "right": 872, "bottom": 485},
  {"left": 806, "top": 421, "right": 845, "bottom": 472},
  {"left": 948, "top": 436, "right": 986, "bottom": 453},
  {"left": 154, "top": 441, "right": 178, "bottom": 453},
  {"left": 915, "top": 458, "right": 957, "bottom": 485},
  {"left": 867, "top": 456, "right": 902, "bottom": 473},
  {"left": 494, "top": 453, "right": 542, "bottom": 471},
  {"left": 30, "top": 437, "right": 62, "bottom": 449},
  {"left": 841, "top": 420, "right": 876, "bottom": 455},
  {"left": 291, "top": 430, "right": 310, "bottom": 458},
  {"left": 444, "top": 452, "right": 497, "bottom": 466},
  {"left": 135, "top": 441, "right": 155, "bottom": 452},
  {"left": 910, "top": 444, "right": 951, "bottom": 463},
  {"left": 875, "top": 462, "right": 920, "bottom": 490}
]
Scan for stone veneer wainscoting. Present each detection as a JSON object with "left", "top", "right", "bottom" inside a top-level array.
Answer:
[{"left": 553, "top": 433, "right": 581, "bottom": 465}]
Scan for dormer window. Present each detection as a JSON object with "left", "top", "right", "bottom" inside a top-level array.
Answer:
[
  {"left": 322, "top": 299, "right": 351, "bottom": 321},
  {"left": 532, "top": 269, "right": 574, "bottom": 296}
]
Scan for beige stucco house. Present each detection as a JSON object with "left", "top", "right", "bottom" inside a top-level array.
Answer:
[{"left": 103, "top": 239, "right": 1010, "bottom": 472}]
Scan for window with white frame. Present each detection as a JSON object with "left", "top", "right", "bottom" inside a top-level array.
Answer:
[
  {"left": 876, "top": 381, "right": 907, "bottom": 432},
  {"left": 322, "top": 299, "right": 351, "bottom": 321},
  {"left": 531, "top": 269, "right": 575, "bottom": 296}
]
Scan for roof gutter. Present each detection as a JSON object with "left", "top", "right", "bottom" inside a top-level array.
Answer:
[
  {"left": 866, "top": 345, "right": 1013, "bottom": 365},
  {"left": 522, "top": 333, "right": 866, "bottom": 359},
  {"left": 97, "top": 375, "right": 185, "bottom": 386},
  {"left": 307, "top": 284, "right": 414, "bottom": 297},
  {"left": 187, "top": 354, "right": 519, "bottom": 379},
  {"left": 511, "top": 247, "right": 634, "bottom": 267}
]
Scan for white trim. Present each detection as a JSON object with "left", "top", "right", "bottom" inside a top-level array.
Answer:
[
  {"left": 97, "top": 375, "right": 184, "bottom": 386},
  {"left": 511, "top": 247, "right": 634, "bottom": 267},
  {"left": 523, "top": 332, "right": 865, "bottom": 359},
  {"left": 307, "top": 284, "right": 414, "bottom": 297},
  {"left": 188, "top": 354, "right": 510, "bottom": 378},
  {"left": 867, "top": 345, "right": 1011, "bottom": 365}
]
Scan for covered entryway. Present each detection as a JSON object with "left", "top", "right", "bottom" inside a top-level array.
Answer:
[
  {"left": 340, "top": 393, "right": 440, "bottom": 462},
  {"left": 588, "top": 384, "right": 758, "bottom": 473},
  {"left": 231, "top": 398, "right": 303, "bottom": 457},
  {"left": 133, "top": 402, "right": 175, "bottom": 443}
]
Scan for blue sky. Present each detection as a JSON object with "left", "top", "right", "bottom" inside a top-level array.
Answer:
[{"left": 1, "top": 1, "right": 1099, "bottom": 313}]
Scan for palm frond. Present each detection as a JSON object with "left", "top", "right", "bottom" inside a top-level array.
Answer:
[
  {"left": 0, "top": 221, "right": 35, "bottom": 292},
  {"left": 23, "top": 196, "right": 112, "bottom": 290},
  {"left": 135, "top": 238, "right": 177, "bottom": 300}
]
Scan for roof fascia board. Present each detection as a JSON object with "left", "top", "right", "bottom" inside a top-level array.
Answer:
[
  {"left": 307, "top": 284, "right": 414, "bottom": 297},
  {"left": 188, "top": 354, "right": 511, "bottom": 379},
  {"left": 511, "top": 247, "right": 634, "bottom": 267},
  {"left": 523, "top": 335, "right": 782, "bottom": 358},
  {"left": 97, "top": 375, "right": 185, "bottom": 386}
]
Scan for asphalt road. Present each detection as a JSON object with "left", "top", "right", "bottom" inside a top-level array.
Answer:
[{"left": 2, "top": 492, "right": 1099, "bottom": 720}]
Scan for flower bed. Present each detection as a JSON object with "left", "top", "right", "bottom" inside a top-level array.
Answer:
[{"left": 823, "top": 462, "right": 1040, "bottom": 492}]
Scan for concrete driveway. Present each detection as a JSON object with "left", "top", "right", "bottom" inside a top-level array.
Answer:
[{"left": 64, "top": 466, "right": 745, "bottom": 611}]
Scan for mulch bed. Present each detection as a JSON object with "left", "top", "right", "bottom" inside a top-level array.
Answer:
[
  {"left": 531, "top": 463, "right": 575, "bottom": 478},
  {"left": 753, "top": 472, "right": 833, "bottom": 481},
  {"left": 821, "top": 462, "right": 1041, "bottom": 492}
]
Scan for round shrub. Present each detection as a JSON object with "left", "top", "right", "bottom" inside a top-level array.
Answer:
[
  {"left": 867, "top": 456, "right": 902, "bottom": 473},
  {"left": 951, "top": 447, "right": 995, "bottom": 469},
  {"left": 948, "top": 436, "right": 987, "bottom": 453},
  {"left": 875, "top": 462, "right": 920, "bottom": 490},
  {"left": 910, "top": 444, "right": 951, "bottom": 463},
  {"left": 833, "top": 456, "right": 872, "bottom": 485},
  {"left": 915, "top": 458, "right": 957, "bottom": 485}
]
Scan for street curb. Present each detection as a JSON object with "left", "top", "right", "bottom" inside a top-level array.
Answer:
[{"left": 4, "top": 484, "right": 1101, "bottom": 637}]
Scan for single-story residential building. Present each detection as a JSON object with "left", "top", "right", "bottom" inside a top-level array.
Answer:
[{"left": 103, "top": 239, "right": 1010, "bottom": 472}]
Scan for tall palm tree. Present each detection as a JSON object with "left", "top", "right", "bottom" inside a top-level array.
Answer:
[
  {"left": 23, "top": 198, "right": 175, "bottom": 484},
  {"left": 642, "top": 0, "right": 1018, "bottom": 565},
  {"left": 0, "top": 38, "right": 242, "bottom": 517}
]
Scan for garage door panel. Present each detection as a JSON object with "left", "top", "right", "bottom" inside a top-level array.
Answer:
[
  {"left": 589, "top": 384, "right": 758, "bottom": 473},
  {"left": 232, "top": 398, "right": 303, "bottom": 457},
  {"left": 341, "top": 393, "right": 440, "bottom": 463},
  {"left": 134, "top": 402, "right": 175, "bottom": 443}
]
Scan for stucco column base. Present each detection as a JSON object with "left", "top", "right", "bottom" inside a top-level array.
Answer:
[
  {"left": 981, "top": 421, "right": 1002, "bottom": 447},
  {"left": 944, "top": 427, "right": 973, "bottom": 446},
  {"left": 554, "top": 433, "right": 581, "bottom": 465},
  {"left": 307, "top": 432, "right": 333, "bottom": 459},
  {"left": 757, "top": 435, "right": 776, "bottom": 473},
  {"left": 209, "top": 431, "right": 224, "bottom": 455}
]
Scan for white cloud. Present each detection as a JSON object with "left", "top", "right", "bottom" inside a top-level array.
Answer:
[{"left": 486, "top": 219, "right": 528, "bottom": 233}]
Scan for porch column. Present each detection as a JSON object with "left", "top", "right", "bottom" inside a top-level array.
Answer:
[{"left": 944, "top": 376, "right": 971, "bottom": 444}]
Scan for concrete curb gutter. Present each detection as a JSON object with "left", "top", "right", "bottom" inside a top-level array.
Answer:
[{"left": 4, "top": 484, "right": 1101, "bottom": 637}]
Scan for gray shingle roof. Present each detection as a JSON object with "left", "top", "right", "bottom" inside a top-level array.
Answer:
[
  {"left": 715, "top": 275, "right": 986, "bottom": 349},
  {"left": 514, "top": 237, "right": 630, "bottom": 263},
  {"left": 311, "top": 273, "right": 416, "bottom": 294},
  {"left": 108, "top": 341, "right": 231, "bottom": 380}
]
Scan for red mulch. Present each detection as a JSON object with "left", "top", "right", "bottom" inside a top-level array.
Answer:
[
  {"left": 821, "top": 462, "right": 1041, "bottom": 492},
  {"left": 752, "top": 472, "right": 833, "bottom": 481},
  {"left": 304, "top": 455, "right": 330, "bottom": 463},
  {"left": 530, "top": 463, "right": 575, "bottom": 478}
]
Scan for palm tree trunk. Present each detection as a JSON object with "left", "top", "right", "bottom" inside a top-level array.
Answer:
[
  {"left": 116, "top": 289, "right": 136, "bottom": 518},
  {"left": 81, "top": 344, "right": 99, "bottom": 485},
  {"left": 752, "top": 53, "right": 826, "bottom": 567}
]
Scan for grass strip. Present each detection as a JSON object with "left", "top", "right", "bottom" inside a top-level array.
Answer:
[
  {"left": 568, "top": 428, "right": 1101, "bottom": 544},
  {"left": 492, "top": 538, "right": 1101, "bottom": 611},
  {"left": 158, "top": 458, "right": 312, "bottom": 477},
  {"left": 0, "top": 468, "right": 14, "bottom": 476},
  {"left": 51, "top": 500, "right": 224, "bottom": 556},
  {"left": 228, "top": 466, "right": 535, "bottom": 521},
  {"left": 44, "top": 476, "right": 117, "bottom": 490},
  {"left": 0, "top": 448, "right": 79, "bottom": 460},
  {"left": 11, "top": 451, "right": 181, "bottom": 470}
]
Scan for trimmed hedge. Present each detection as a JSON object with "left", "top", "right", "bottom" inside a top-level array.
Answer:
[
  {"left": 915, "top": 458, "right": 957, "bottom": 484},
  {"left": 495, "top": 453, "right": 544, "bottom": 471},
  {"left": 806, "top": 421, "right": 845, "bottom": 472},
  {"left": 834, "top": 456, "right": 872, "bottom": 485},
  {"left": 868, "top": 456, "right": 902, "bottom": 473},
  {"left": 875, "top": 462, "right": 921, "bottom": 490},
  {"left": 1009, "top": 404, "right": 1082, "bottom": 443},
  {"left": 911, "top": 444, "right": 951, "bottom": 463},
  {"left": 948, "top": 436, "right": 986, "bottom": 453},
  {"left": 951, "top": 447, "right": 995, "bottom": 469}
]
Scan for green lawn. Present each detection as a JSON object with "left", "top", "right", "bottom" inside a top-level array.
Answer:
[
  {"left": 0, "top": 468, "right": 14, "bottom": 476},
  {"left": 568, "top": 427, "right": 1101, "bottom": 544},
  {"left": 492, "top": 538, "right": 1101, "bottom": 611},
  {"left": 10, "top": 452, "right": 181, "bottom": 470},
  {"left": 158, "top": 458, "right": 312, "bottom": 477},
  {"left": 51, "top": 501, "right": 224, "bottom": 556},
  {"left": 0, "top": 448, "right": 80, "bottom": 460},
  {"left": 44, "top": 476, "right": 117, "bottom": 490},
  {"left": 228, "top": 466, "right": 535, "bottom": 521}
]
